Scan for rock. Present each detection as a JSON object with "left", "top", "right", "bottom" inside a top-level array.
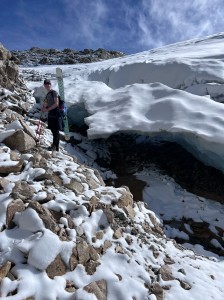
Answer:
[
  {"left": 10, "top": 150, "right": 21, "bottom": 161},
  {"left": 86, "top": 196, "right": 99, "bottom": 216},
  {"left": 85, "top": 261, "right": 100, "bottom": 275},
  {"left": 76, "top": 225, "right": 84, "bottom": 236},
  {"left": 6, "top": 199, "right": 25, "bottom": 228},
  {"left": 79, "top": 167, "right": 105, "bottom": 189},
  {"left": 0, "top": 101, "right": 7, "bottom": 111},
  {"left": 163, "top": 255, "right": 175, "bottom": 265},
  {"left": 159, "top": 265, "right": 175, "bottom": 281},
  {"left": 19, "top": 101, "right": 30, "bottom": 113},
  {"left": 3, "top": 129, "right": 36, "bottom": 152},
  {"left": 125, "top": 235, "right": 133, "bottom": 245},
  {"left": 117, "top": 189, "right": 133, "bottom": 208},
  {"left": 179, "top": 280, "right": 192, "bottom": 290},
  {"left": 123, "top": 204, "right": 136, "bottom": 219},
  {"left": 65, "top": 178, "right": 84, "bottom": 194},
  {"left": 96, "top": 231, "right": 104, "bottom": 240},
  {"left": 7, "top": 105, "right": 23, "bottom": 115},
  {"left": 101, "top": 241, "right": 112, "bottom": 254},
  {"left": 0, "top": 43, "right": 20, "bottom": 91},
  {"left": 178, "top": 268, "right": 186, "bottom": 275},
  {"left": 35, "top": 169, "right": 62, "bottom": 184},
  {"left": 46, "top": 255, "right": 67, "bottom": 279},
  {"left": 19, "top": 118, "right": 36, "bottom": 140},
  {"left": 0, "top": 158, "right": 23, "bottom": 174},
  {"left": 28, "top": 152, "right": 42, "bottom": 166},
  {"left": 76, "top": 239, "right": 90, "bottom": 264},
  {"left": 113, "top": 209, "right": 126, "bottom": 221},
  {"left": 0, "top": 178, "right": 10, "bottom": 191},
  {"left": 89, "top": 246, "right": 99, "bottom": 261},
  {"left": 115, "top": 245, "right": 124, "bottom": 254},
  {"left": 113, "top": 228, "right": 123, "bottom": 239},
  {"left": 0, "top": 44, "right": 11, "bottom": 60},
  {"left": 3, "top": 108, "right": 22, "bottom": 122},
  {"left": 150, "top": 282, "right": 164, "bottom": 300},
  {"left": 11, "top": 181, "right": 36, "bottom": 202},
  {"left": 69, "top": 252, "right": 78, "bottom": 271},
  {"left": 28, "top": 201, "right": 60, "bottom": 234},
  {"left": 103, "top": 209, "right": 114, "bottom": 224},
  {"left": 65, "top": 280, "right": 76, "bottom": 293},
  {"left": 12, "top": 47, "right": 124, "bottom": 67},
  {"left": 0, "top": 261, "right": 11, "bottom": 280},
  {"left": 83, "top": 279, "right": 107, "bottom": 300},
  {"left": 70, "top": 241, "right": 100, "bottom": 274},
  {"left": 0, "top": 146, "right": 24, "bottom": 175}
]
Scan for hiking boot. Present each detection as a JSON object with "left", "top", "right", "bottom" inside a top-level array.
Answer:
[
  {"left": 48, "top": 144, "right": 59, "bottom": 151},
  {"left": 52, "top": 145, "right": 59, "bottom": 152},
  {"left": 47, "top": 145, "right": 56, "bottom": 151}
]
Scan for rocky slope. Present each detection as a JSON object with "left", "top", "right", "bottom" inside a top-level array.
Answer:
[
  {"left": 11, "top": 47, "right": 125, "bottom": 67},
  {"left": 0, "top": 43, "right": 224, "bottom": 300}
]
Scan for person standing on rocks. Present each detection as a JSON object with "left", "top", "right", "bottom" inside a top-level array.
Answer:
[{"left": 41, "top": 79, "right": 63, "bottom": 151}]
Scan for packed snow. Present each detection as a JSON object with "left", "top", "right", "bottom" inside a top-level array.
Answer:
[{"left": 1, "top": 32, "right": 224, "bottom": 299}]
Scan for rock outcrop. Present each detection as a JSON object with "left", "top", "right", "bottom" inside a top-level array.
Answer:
[
  {"left": 0, "top": 43, "right": 25, "bottom": 91},
  {"left": 11, "top": 47, "right": 125, "bottom": 67}
]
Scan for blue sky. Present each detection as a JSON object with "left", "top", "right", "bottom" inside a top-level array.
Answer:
[{"left": 1, "top": 0, "right": 224, "bottom": 54}]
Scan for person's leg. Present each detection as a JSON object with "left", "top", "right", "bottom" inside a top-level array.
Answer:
[
  {"left": 48, "top": 116, "right": 60, "bottom": 151},
  {"left": 51, "top": 128, "right": 60, "bottom": 151},
  {"left": 54, "top": 130, "right": 60, "bottom": 151}
]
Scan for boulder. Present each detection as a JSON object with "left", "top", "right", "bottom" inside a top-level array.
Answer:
[
  {"left": 0, "top": 158, "right": 23, "bottom": 174},
  {"left": 3, "top": 129, "right": 36, "bottom": 152}
]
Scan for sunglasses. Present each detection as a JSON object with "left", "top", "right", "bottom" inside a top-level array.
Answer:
[{"left": 44, "top": 83, "right": 51, "bottom": 85}]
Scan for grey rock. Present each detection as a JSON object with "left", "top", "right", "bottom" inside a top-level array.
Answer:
[
  {"left": 65, "top": 178, "right": 84, "bottom": 195},
  {"left": 0, "top": 261, "right": 11, "bottom": 280},
  {"left": 11, "top": 181, "right": 36, "bottom": 202},
  {"left": 83, "top": 279, "right": 107, "bottom": 300},
  {"left": 46, "top": 255, "right": 67, "bottom": 279},
  {"left": 3, "top": 129, "right": 36, "bottom": 152},
  {"left": 6, "top": 199, "right": 25, "bottom": 228}
]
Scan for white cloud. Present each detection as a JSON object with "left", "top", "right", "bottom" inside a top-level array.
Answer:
[
  {"left": 136, "top": 0, "right": 224, "bottom": 50},
  {"left": 61, "top": 0, "right": 109, "bottom": 48}
]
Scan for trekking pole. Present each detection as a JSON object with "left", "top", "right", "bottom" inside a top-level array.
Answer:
[
  {"left": 35, "top": 99, "right": 47, "bottom": 144},
  {"left": 35, "top": 112, "right": 44, "bottom": 143}
]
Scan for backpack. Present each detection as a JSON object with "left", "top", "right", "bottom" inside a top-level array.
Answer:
[
  {"left": 58, "top": 95, "right": 67, "bottom": 114},
  {"left": 50, "top": 91, "right": 67, "bottom": 115}
]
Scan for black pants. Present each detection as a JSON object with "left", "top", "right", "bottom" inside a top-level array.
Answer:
[
  {"left": 48, "top": 113, "right": 62, "bottom": 151},
  {"left": 51, "top": 128, "right": 60, "bottom": 150}
]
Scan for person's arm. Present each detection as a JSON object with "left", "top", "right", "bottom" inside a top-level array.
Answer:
[{"left": 42, "top": 97, "right": 59, "bottom": 112}]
